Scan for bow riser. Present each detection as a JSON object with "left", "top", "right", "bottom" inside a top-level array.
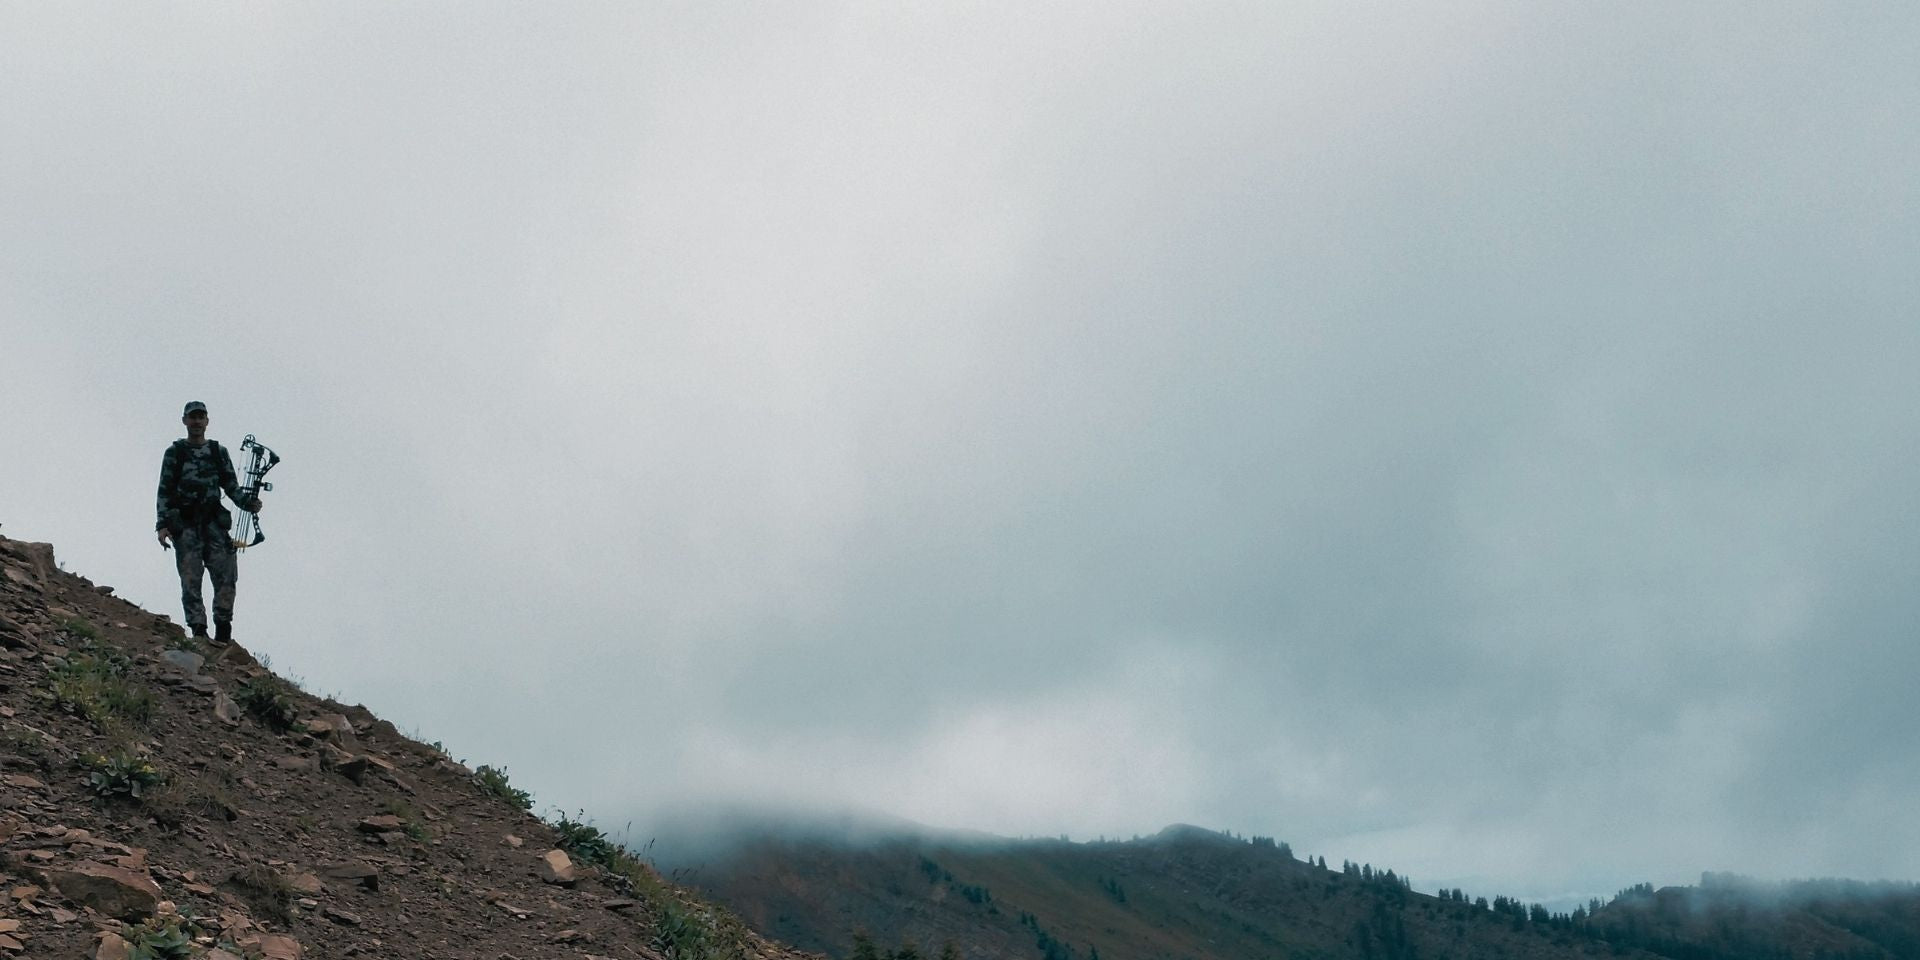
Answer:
[{"left": 229, "top": 435, "right": 281, "bottom": 551}]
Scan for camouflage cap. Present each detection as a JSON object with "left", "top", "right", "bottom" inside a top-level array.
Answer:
[{"left": 182, "top": 401, "right": 207, "bottom": 416}]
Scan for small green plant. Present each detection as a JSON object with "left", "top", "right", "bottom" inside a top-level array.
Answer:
[
  {"left": 472, "top": 764, "right": 533, "bottom": 810},
  {"left": 553, "top": 811, "right": 619, "bottom": 867},
  {"left": 382, "top": 798, "right": 432, "bottom": 842},
  {"left": 57, "top": 615, "right": 101, "bottom": 642},
  {"left": 234, "top": 675, "right": 299, "bottom": 731},
  {"left": 51, "top": 651, "right": 152, "bottom": 728},
  {"left": 167, "top": 632, "right": 204, "bottom": 655},
  {"left": 82, "top": 750, "right": 165, "bottom": 800},
  {"left": 653, "top": 899, "right": 722, "bottom": 960},
  {"left": 126, "top": 915, "right": 194, "bottom": 959}
]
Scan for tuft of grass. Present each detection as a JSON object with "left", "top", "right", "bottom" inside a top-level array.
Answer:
[
  {"left": 50, "top": 648, "right": 152, "bottom": 728},
  {"left": 56, "top": 615, "right": 100, "bottom": 642},
  {"left": 472, "top": 764, "right": 533, "bottom": 810},
  {"left": 653, "top": 899, "right": 724, "bottom": 960},
  {"left": 382, "top": 798, "right": 432, "bottom": 842},
  {"left": 145, "top": 772, "right": 240, "bottom": 829},
  {"left": 226, "top": 863, "right": 294, "bottom": 923},
  {"left": 234, "top": 675, "right": 299, "bottom": 731}
]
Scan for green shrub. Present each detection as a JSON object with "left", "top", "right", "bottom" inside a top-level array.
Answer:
[
  {"left": 654, "top": 900, "right": 717, "bottom": 959},
  {"left": 51, "top": 651, "right": 152, "bottom": 727},
  {"left": 553, "top": 811, "right": 618, "bottom": 867},
  {"left": 235, "top": 676, "right": 299, "bottom": 731},
  {"left": 82, "top": 751, "right": 165, "bottom": 800},
  {"left": 126, "top": 915, "right": 194, "bottom": 959},
  {"left": 472, "top": 764, "right": 533, "bottom": 810},
  {"left": 57, "top": 615, "right": 100, "bottom": 642}
]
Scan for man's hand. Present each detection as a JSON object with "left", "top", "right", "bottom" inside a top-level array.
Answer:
[
  {"left": 246, "top": 497, "right": 264, "bottom": 513},
  {"left": 157, "top": 528, "right": 171, "bottom": 549}
]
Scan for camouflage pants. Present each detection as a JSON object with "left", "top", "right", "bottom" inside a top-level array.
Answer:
[{"left": 173, "top": 522, "right": 237, "bottom": 632}]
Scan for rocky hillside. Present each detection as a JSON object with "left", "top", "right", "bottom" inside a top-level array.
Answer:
[{"left": 0, "top": 531, "right": 820, "bottom": 960}]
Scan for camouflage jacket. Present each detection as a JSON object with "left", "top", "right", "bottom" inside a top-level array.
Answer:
[{"left": 155, "top": 439, "right": 254, "bottom": 533}]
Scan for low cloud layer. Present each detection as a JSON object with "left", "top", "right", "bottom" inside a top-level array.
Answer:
[{"left": 4, "top": 2, "right": 1917, "bottom": 902}]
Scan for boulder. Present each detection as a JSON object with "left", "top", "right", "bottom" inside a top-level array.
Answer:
[
  {"left": 40, "top": 862, "right": 162, "bottom": 920},
  {"left": 160, "top": 650, "right": 205, "bottom": 675}
]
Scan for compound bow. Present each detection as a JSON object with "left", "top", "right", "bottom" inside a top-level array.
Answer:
[{"left": 229, "top": 435, "right": 281, "bottom": 550}]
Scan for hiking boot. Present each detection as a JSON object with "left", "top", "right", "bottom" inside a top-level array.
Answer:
[
  {"left": 213, "top": 620, "right": 233, "bottom": 646},
  {"left": 191, "top": 627, "right": 211, "bottom": 640}
]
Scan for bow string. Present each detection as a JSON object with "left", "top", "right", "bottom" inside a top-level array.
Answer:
[{"left": 229, "top": 434, "right": 281, "bottom": 550}]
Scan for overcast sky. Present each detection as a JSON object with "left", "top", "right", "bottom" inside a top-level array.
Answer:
[{"left": 4, "top": 2, "right": 1918, "bottom": 906}]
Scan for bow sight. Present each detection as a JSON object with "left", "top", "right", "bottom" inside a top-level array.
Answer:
[{"left": 229, "top": 435, "right": 281, "bottom": 550}]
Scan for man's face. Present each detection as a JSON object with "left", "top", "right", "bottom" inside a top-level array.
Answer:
[{"left": 183, "top": 410, "right": 209, "bottom": 436}]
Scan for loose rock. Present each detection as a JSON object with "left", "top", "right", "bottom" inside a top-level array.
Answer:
[
  {"left": 536, "top": 848, "right": 578, "bottom": 886},
  {"left": 39, "top": 862, "right": 162, "bottom": 920}
]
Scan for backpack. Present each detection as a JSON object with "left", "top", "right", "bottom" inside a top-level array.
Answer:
[{"left": 165, "top": 438, "right": 231, "bottom": 528}]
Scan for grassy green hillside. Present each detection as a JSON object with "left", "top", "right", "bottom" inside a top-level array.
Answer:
[
  {"left": 680, "top": 824, "right": 1621, "bottom": 960},
  {"left": 677, "top": 823, "right": 1920, "bottom": 960}
]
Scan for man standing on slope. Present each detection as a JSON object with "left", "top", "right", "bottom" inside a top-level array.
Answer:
[{"left": 156, "top": 400, "right": 262, "bottom": 644}]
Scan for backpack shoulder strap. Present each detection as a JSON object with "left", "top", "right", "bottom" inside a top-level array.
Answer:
[{"left": 166, "top": 439, "right": 189, "bottom": 485}]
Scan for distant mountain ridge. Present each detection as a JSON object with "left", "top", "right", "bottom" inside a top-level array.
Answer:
[{"left": 672, "top": 816, "right": 1920, "bottom": 960}]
